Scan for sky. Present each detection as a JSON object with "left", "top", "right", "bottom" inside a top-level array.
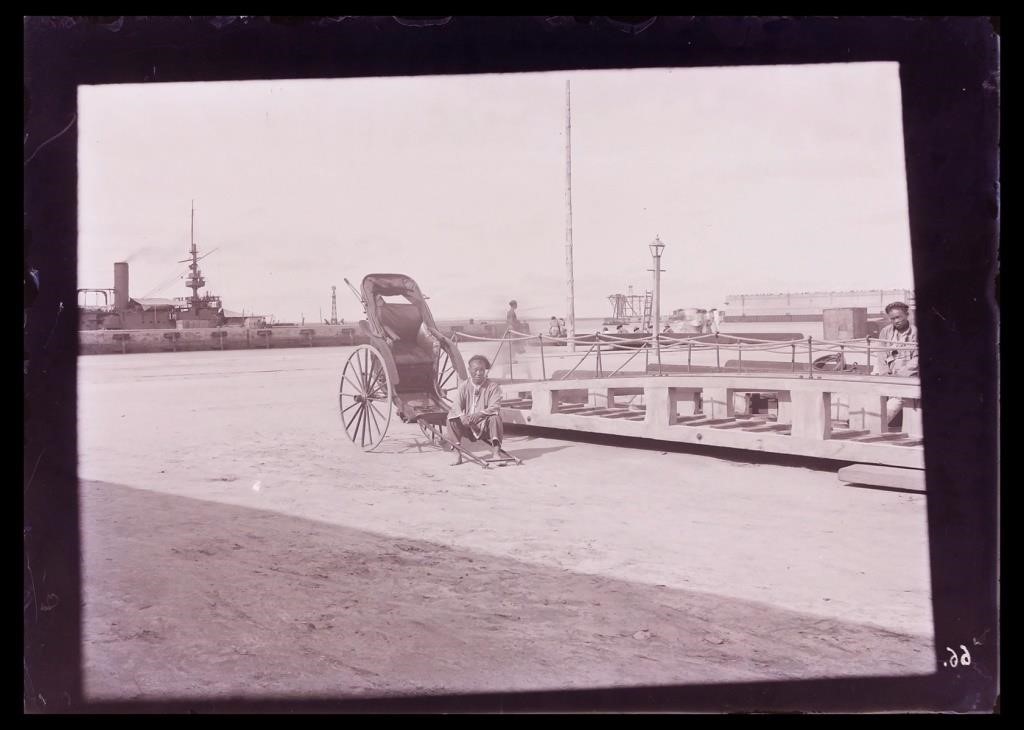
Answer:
[{"left": 78, "top": 62, "right": 914, "bottom": 324}]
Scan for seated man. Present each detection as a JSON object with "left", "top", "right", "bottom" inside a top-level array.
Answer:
[
  {"left": 445, "top": 355, "right": 504, "bottom": 464},
  {"left": 871, "top": 301, "right": 919, "bottom": 428}
]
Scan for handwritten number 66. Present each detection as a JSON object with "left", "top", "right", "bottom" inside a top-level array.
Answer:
[{"left": 945, "top": 645, "right": 972, "bottom": 667}]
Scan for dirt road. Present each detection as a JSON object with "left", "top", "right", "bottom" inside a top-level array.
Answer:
[{"left": 78, "top": 348, "right": 934, "bottom": 701}]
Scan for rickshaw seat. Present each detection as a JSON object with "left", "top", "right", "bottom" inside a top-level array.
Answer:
[{"left": 378, "top": 303, "right": 434, "bottom": 367}]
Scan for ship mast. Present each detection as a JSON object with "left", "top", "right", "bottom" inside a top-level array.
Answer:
[
  {"left": 565, "top": 80, "right": 577, "bottom": 352},
  {"left": 185, "top": 201, "right": 206, "bottom": 316}
]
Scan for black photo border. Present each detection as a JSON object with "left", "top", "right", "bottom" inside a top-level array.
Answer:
[{"left": 22, "top": 15, "right": 999, "bottom": 714}]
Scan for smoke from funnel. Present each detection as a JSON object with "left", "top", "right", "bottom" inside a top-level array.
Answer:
[{"left": 122, "top": 245, "right": 160, "bottom": 264}]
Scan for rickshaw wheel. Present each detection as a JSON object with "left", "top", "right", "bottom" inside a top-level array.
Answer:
[
  {"left": 339, "top": 345, "right": 393, "bottom": 451},
  {"left": 434, "top": 343, "right": 459, "bottom": 408}
]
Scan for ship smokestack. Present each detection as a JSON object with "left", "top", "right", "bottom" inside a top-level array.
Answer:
[{"left": 114, "top": 262, "right": 129, "bottom": 311}]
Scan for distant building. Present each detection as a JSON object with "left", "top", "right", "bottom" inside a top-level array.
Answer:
[{"left": 723, "top": 289, "right": 914, "bottom": 321}]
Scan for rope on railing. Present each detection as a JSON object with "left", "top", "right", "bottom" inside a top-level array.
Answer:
[
  {"left": 606, "top": 341, "right": 647, "bottom": 378},
  {"left": 452, "top": 330, "right": 534, "bottom": 342},
  {"left": 489, "top": 331, "right": 507, "bottom": 373},
  {"left": 558, "top": 342, "right": 599, "bottom": 380},
  {"left": 447, "top": 329, "right": 916, "bottom": 349},
  {"left": 441, "top": 329, "right": 918, "bottom": 383}
]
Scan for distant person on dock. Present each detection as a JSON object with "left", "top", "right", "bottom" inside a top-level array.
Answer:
[
  {"left": 549, "top": 316, "right": 563, "bottom": 337},
  {"left": 872, "top": 301, "right": 919, "bottom": 428},
  {"left": 445, "top": 355, "right": 504, "bottom": 465},
  {"left": 506, "top": 299, "right": 525, "bottom": 354},
  {"left": 506, "top": 300, "right": 520, "bottom": 331},
  {"left": 707, "top": 309, "right": 721, "bottom": 335}
]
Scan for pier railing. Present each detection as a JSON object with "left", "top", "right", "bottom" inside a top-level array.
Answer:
[
  {"left": 494, "top": 370, "right": 924, "bottom": 469},
  {"left": 450, "top": 328, "right": 924, "bottom": 468},
  {"left": 451, "top": 328, "right": 918, "bottom": 380}
]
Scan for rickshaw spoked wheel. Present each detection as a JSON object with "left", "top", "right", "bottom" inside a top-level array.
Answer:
[
  {"left": 339, "top": 345, "right": 393, "bottom": 451},
  {"left": 434, "top": 343, "right": 459, "bottom": 409}
]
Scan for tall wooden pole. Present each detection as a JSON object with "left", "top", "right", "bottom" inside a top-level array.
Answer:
[{"left": 565, "top": 81, "right": 577, "bottom": 353}]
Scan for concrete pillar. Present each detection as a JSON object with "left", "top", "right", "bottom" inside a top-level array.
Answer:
[
  {"left": 531, "top": 389, "right": 554, "bottom": 416},
  {"left": 902, "top": 398, "right": 924, "bottom": 437},
  {"left": 644, "top": 386, "right": 672, "bottom": 426},
  {"left": 790, "top": 390, "right": 833, "bottom": 440}
]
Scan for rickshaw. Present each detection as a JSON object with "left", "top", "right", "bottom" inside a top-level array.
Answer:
[{"left": 338, "top": 273, "right": 521, "bottom": 468}]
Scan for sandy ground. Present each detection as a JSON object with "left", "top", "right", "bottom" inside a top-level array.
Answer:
[{"left": 77, "top": 347, "right": 934, "bottom": 701}]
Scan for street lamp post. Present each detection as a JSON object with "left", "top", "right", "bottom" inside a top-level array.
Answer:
[{"left": 649, "top": 235, "right": 666, "bottom": 374}]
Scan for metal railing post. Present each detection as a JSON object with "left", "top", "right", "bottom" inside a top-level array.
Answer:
[
  {"left": 539, "top": 335, "right": 546, "bottom": 380},
  {"left": 507, "top": 330, "right": 513, "bottom": 380},
  {"left": 655, "top": 332, "right": 662, "bottom": 376}
]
